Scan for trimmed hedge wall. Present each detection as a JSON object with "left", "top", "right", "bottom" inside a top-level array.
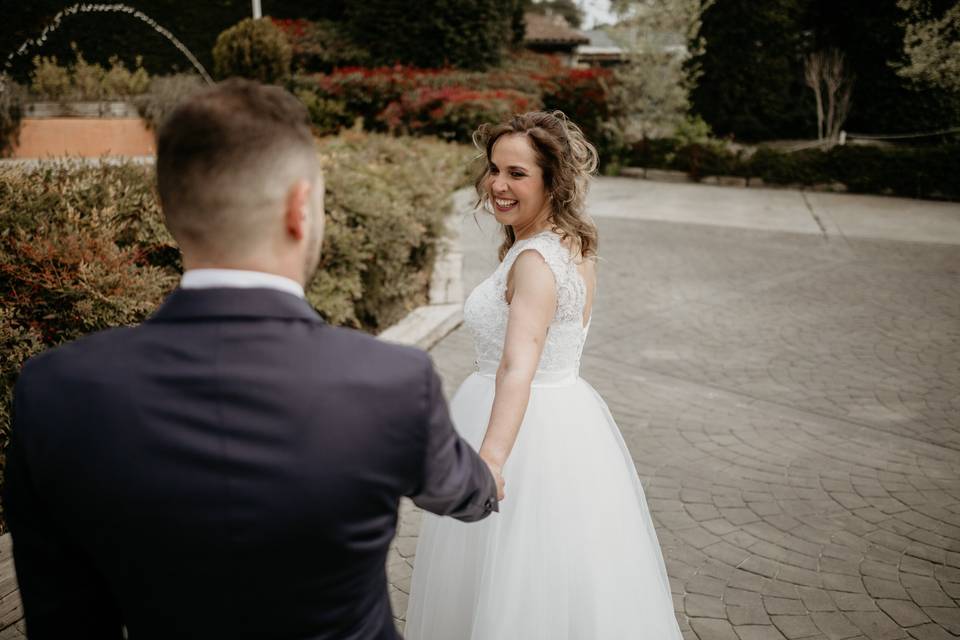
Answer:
[{"left": 625, "top": 141, "right": 960, "bottom": 201}]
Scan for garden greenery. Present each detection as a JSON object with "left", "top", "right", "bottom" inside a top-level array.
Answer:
[
  {"left": 0, "top": 133, "right": 473, "bottom": 530},
  {"left": 29, "top": 47, "right": 151, "bottom": 101},
  {"left": 626, "top": 138, "right": 960, "bottom": 200},
  {"left": 212, "top": 17, "right": 292, "bottom": 84},
  {"left": 291, "top": 55, "right": 619, "bottom": 160}
]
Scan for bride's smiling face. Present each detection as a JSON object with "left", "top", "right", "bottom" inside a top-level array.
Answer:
[{"left": 486, "top": 134, "right": 550, "bottom": 229}]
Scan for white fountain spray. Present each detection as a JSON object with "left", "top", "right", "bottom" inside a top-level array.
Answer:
[{"left": 4, "top": 3, "right": 213, "bottom": 85}]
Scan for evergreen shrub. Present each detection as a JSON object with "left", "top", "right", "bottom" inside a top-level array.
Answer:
[{"left": 212, "top": 18, "right": 292, "bottom": 84}]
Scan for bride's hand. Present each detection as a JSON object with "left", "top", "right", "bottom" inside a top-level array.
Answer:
[{"left": 480, "top": 453, "right": 506, "bottom": 501}]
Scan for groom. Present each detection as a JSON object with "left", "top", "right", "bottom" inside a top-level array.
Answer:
[{"left": 3, "top": 79, "right": 501, "bottom": 639}]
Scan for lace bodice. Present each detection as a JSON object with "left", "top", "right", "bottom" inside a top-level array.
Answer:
[{"left": 463, "top": 231, "right": 589, "bottom": 373}]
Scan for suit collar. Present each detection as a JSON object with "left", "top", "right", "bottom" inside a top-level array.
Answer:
[{"left": 148, "top": 287, "right": 324, "bottom": 324}]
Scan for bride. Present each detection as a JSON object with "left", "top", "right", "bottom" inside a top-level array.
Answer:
[{"left": 404, "top": 111, "right": 683, "bottom": 639}]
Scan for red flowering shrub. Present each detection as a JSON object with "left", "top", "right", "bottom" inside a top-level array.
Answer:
[
  {"left": 539, "top": 68, "right": 613, "bottom": 124},
  {"left": 298, "top": 66, "right": 455, "bottom": 129},
  {"left": 295, "top": 61, "right": 551, "bottom": 140},
  {"left": 293, "top": 54, "right": 620, "bottom": 157},
  {"left": 379, "top": 87, "right": 540, "bottom": 140},
  {"left": 537, "top": 66, "right": 616, "bottom": 158}
]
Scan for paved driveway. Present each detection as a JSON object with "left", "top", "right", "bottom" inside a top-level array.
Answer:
[{"left": 390, "top": 179, "right": 960, "bottom": 640}]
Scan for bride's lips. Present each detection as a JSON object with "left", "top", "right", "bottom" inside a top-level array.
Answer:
[{"left": 493, "top": 197, "right": 518, "bottom": 213}]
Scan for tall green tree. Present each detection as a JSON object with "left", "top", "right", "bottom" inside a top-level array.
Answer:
[
  {"left": 807, "top": 0, "right": 959, "bottom": 135},
  {"left": 2, "top": 1, "right": 353, "bottom": 83},
  {"left": 608, "top": 0, "right": 712, "bottom": 140},
  {"left": 690, "top": 0, "right": 959, "bottom": 140},
  {"left": 345, "top": 0, "right": 519, "bottom": 69},
  {"left": 689, "top": 0, "right": 811, "bottom": 140},
  {"left": 898, "top": 0, "right": 960, "bottom": 92},
  {"left": 3, "top": 1, "right": 254, "bottom": 82}
]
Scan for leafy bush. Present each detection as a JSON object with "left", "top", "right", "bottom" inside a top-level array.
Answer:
[
  {"left": 0, "top": 134, "right": 473, "bottom": 530},
  {"left": 312, "top": 133, "right": 474, "bottom": 327},
  {"left": 747, "top": 148, "right": 830, "bottom": 185},
  {"left": 295, "top": 66, "right": 443, "bottom": 130},
  {"left": 0, "top": 75, "right": 26, "bottom": 157},
  {"left": 0, "top": 162, "right": 179, "bottom": 523},
  {"left": 671, "top": 143, "right": 749, "bottom": 179},
  {"left": 212, "top": 18, "right": 292, "bottom": 84},
  {"left": 273, "top": 18, "right": 371, "bottom": 72},
  {"left": 136, "top": 73, "right": 207, "bottom": 131},
  {"left": 538, "top": 66, "right": 618, "bottom": 164},
  {"left": 28, "top": 56, "right": 71, "bottom": 100},
  {"left": 29, "top": 47, "right": 151, "bottom": 101},
  {"left": 294, "top": 89, "right": 352, "bottom": 137}
]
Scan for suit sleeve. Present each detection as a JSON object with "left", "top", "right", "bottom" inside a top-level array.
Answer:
[
  {"left": 409, "top": 360, "right": 498, "bottom": 522},
  {"left": 3, "top": 376, "right": 124, "bottom": 639}
]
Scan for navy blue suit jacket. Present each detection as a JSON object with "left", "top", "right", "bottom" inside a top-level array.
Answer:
[{"left": 3, "top": 288, "right": 497, "bottom": 639}]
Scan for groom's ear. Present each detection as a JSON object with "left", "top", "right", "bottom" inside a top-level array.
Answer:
[{"left": 284, "top": 178, "right": 312, "bottom": 241}]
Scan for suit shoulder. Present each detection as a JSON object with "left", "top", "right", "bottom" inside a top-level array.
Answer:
[
  {"left": 18, "top": 325, "right": 139, "bottom": 382},
  {"left": 321, "top": 325, "right": 432, "bottom": 372}
]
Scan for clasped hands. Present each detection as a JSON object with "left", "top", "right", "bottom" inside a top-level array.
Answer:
[{"left": 480, "top": 450, "right": 506, "bottom": 502}]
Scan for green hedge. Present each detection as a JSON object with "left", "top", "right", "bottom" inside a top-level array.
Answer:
[
  {"left": 212, "top": 17, "right": 292, "bottom": 84},
  {"left": 0, "top": 133, "right": 473, "bottom": 531},
  {"left": 625, "top": 141, "right": 960, "bottom": 201}
]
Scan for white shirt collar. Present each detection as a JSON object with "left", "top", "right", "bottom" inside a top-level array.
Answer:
[{"left": 180, "top": 269, "right": 305, "bottom": 299}]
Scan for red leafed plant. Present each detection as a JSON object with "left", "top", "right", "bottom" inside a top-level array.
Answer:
[{"left": 378, "top": 86, "right": 540, "bottom": 140}]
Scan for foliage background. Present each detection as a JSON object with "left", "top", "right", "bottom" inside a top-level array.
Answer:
[
  {"left": 689, "top": 0, "right": 960, "bottom": 140},
  {"left": 0, "top": 133, "right": 473, "bottom": 530},
  {"left": 4, "top": 0, "right": 524, "bottom": 81}
]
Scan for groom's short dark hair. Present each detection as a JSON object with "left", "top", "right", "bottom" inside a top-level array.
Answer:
[{"left": 156, "top": 78, "right": 318, "bottom": 256}]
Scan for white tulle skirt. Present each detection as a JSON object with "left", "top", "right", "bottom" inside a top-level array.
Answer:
[{"left": 404, "top": 368, "right": 683, "bottom": 640}]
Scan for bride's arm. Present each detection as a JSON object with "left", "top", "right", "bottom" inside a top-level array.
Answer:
[{"left": 478, "top": 249, "right": 557, "bottom": 476}]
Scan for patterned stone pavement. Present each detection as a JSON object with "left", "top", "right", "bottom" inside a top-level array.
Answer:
[{"left": 389, "top": 181, "right": 960, "bottom": 639}]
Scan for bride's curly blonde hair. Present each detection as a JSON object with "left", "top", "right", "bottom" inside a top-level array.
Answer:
[{"left": 473, "top": 111, "right": 599, "bottom": 261}]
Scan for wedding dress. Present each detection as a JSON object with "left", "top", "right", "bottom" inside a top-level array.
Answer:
[{"left": 405, "top": 230, "right": 683, "bottom": 640}]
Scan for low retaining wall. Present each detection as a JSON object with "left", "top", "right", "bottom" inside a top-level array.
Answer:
[
  {"left": 12, "top": 101, "right": 154, "bottom": 159},
  {"left": 13, "top": 118, "right": 155, "bottom": 159}
]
